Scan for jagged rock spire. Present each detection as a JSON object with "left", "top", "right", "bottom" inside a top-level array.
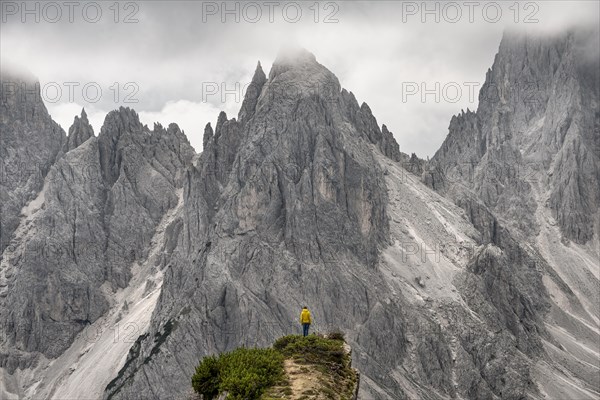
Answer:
[
  {"left": 214, "top": 111, "right": 228, "bottom": 140},
  {"left": 238, "top": 61, "right": 267, "bottom": 124},
  {"left": 203, "top": 122, "right": 214, "bottom": 149},
  {"left": 63, "top": 108, "right": 94, "bottom": 152},
  {"left": 380, "top": 124, "right": 402, "bottom": 162},
  {"left": 97, "top": 107, "right": 145, "bottom": 186}
]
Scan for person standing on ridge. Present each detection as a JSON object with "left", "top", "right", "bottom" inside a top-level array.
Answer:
[{"left": 300, "top": 306, "right": 312, "bottom": 337}]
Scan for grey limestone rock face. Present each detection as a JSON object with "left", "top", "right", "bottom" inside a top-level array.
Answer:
[
  {"left": 102, "top": 47, "right": 571, "bottom": 400},
  {"left": 0, "top": 72, "right": 66, "bottom": 253},
  {"left": 63, "top": 109, "right": 94, "bottom": 152},
  {"left": 426, "top": 29, "right": 600, "bottom": 244},
  {"left": 423, "top": 28, "right": 600, "bottom": 400},
  {"left": 1, "top": 29, "right": 598, "bottom": 400},
  {"left": 103, "top": 46, "right": 405, "bottom": 400},
  {"left": 0, "top": 105, "right": 195, "bottom": 372}
]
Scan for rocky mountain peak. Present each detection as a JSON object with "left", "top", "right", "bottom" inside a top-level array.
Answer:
[
  {"left": 97, "top": 107, "right": 146, "bottom": 186},
  {"left": 215, "top": 110, "right": 228, "bottom": 130},
  {"left": 238, "top": 61, "right": 267, "bottom": 124},
  {"left": 1, "top": 90, "right": 195, "bottom": 373},
  {"left": 251, "top": 61, "right": 266, "bottom": 84},
  {"left": 64, "top": 108, "right": 94, "bottom": 152},
  {"left": 360, "top": 102, "right": 372, "bottom": 114},
  {"left": 267, "top": 46, "right": 338, "bottom": 93},
  {"left": 273, "top": 45, "right": 318, "bottom": 67},
  {"left": 100, "top": 106, "right": 144, "bottom": 137},
  {"left": 153, "top": 121, "right": 165, "bottom": 132},
  {"left": 2, "top": 34, "right": 599, "bottom": 400},
  {"left": 0, "top": 70, "right": 65, "bottom": 252},
  {"left": 166, "top": 122, "right": 188, "bottom": 140},
  {"left": 202, "top": 122, "right": 214, "bottom": 149},
  {"left": 428, "top": 28, "right": 600, "bottom": 243}
]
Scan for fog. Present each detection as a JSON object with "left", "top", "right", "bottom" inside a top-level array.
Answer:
[{"left": 1, "top": 0, "right": 598, "bottom": 156}]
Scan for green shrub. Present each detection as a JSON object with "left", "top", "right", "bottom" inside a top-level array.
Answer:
[
  {"left": 191, "top": 347, "right": 284, "bottom": 400},
  {"left": 193, "top": 334, "right": 351, "bottom": 399},
  {"left": 327, "top": 330, "right": 345, "bottom": 341},
  {"left": 272, "top": 334, "right": 296, "bottom": 352},
  {"left": 273, "top": 334, "right": 346, "bottom": 367},
  {"left": 191, "top": 355, "right": 220, "bottom": 399}
]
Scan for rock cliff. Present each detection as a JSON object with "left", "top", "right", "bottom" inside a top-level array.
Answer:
[
  {"left": 0, "top": 103, "right": 194, "bottom": 395},
  {"left": 426, "top": 28, "right": 600, "bottom": 244},
  {"left": 1, "top": 30, "right": 598, "bottom": 400},
  {"left": 1, "top": 71, "right": 65, "bottom": 254}
]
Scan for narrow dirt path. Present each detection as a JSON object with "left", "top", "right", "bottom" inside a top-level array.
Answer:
[{"left": 284, "top": 359, "right": 324, "bottom": 399}]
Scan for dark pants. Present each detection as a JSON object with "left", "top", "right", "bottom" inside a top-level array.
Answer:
[{"left": 302, "top": 323, "right": 310, "bottom": 337}]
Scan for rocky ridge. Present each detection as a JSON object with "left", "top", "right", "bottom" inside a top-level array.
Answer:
[
  {"left": 0, "top": 86, "right": 195, "bottom": 393},
  {"left": 425, "top": 28, "right": 600, "bottom": 245},
  {"left": 0, "top": 30, "right": 598, "bottom": 400}
]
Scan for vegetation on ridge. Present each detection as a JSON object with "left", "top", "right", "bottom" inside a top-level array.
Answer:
[{"left": 191, "top": 332, "right": 358, "bottom": 400}]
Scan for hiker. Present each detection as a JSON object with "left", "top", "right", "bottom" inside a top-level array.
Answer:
[{"left": 300, "top": 306, "right": 311, "bottom": 336}]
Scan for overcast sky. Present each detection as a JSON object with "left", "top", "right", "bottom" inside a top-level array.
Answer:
[{"left": 2, "top": 1, "right": 598, "bottom": 157}]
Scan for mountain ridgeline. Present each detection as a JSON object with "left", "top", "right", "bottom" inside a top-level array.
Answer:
[
  {"left": 0, "top": 29, "right": 598, "bottom": 400},
  {"left": 425, "top": 28, "right": 600, "bottom": 244}
]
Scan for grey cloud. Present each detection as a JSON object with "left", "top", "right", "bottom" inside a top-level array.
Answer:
[{"left": 1, "top": 0, "right": 597, "bottom": 156}]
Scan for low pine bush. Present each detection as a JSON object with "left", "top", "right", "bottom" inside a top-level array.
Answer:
[
  {"left": 191, "top": 355, "right": 220, "bottom": 398},
  {"left": 192, "top": 333, "right": 350, "bottom": 399},
  {"left": 273, "top": 334, "right": 345, "bottom": 367},
  {"left": 327, "top": 330, "right": 345, "bottom": 341},
  {"left": 191, "top": 347, "right": 284, "bottom": 400}
]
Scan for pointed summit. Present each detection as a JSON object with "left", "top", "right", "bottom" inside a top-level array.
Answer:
[
  {"left": 100, "top": 106, "right": 144, "bottom": 138},
  {"left": 274, "top": 45, "right": 317, "bottom": 66},
  {"left": 63, "top": 108, "right": 94, "bottom": 152},
  {"left": 269, "top": 45, "right": 321, "bottom": 80},
  {"left": 238, "top": 61, "right": 267, "bottom": 123},
  {"left": 252, "top": 61, "right": 266, "bottom": 84},
  {"left": 216, "top": 111, "right": 228, "bottom": 130},
  {"left": 203, "top": 122, "right": 214, "bottom": 149}
]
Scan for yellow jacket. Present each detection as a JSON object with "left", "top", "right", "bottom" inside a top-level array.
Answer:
[{"left": 300, "top": 309, "right": 311, "bottom": 324}]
